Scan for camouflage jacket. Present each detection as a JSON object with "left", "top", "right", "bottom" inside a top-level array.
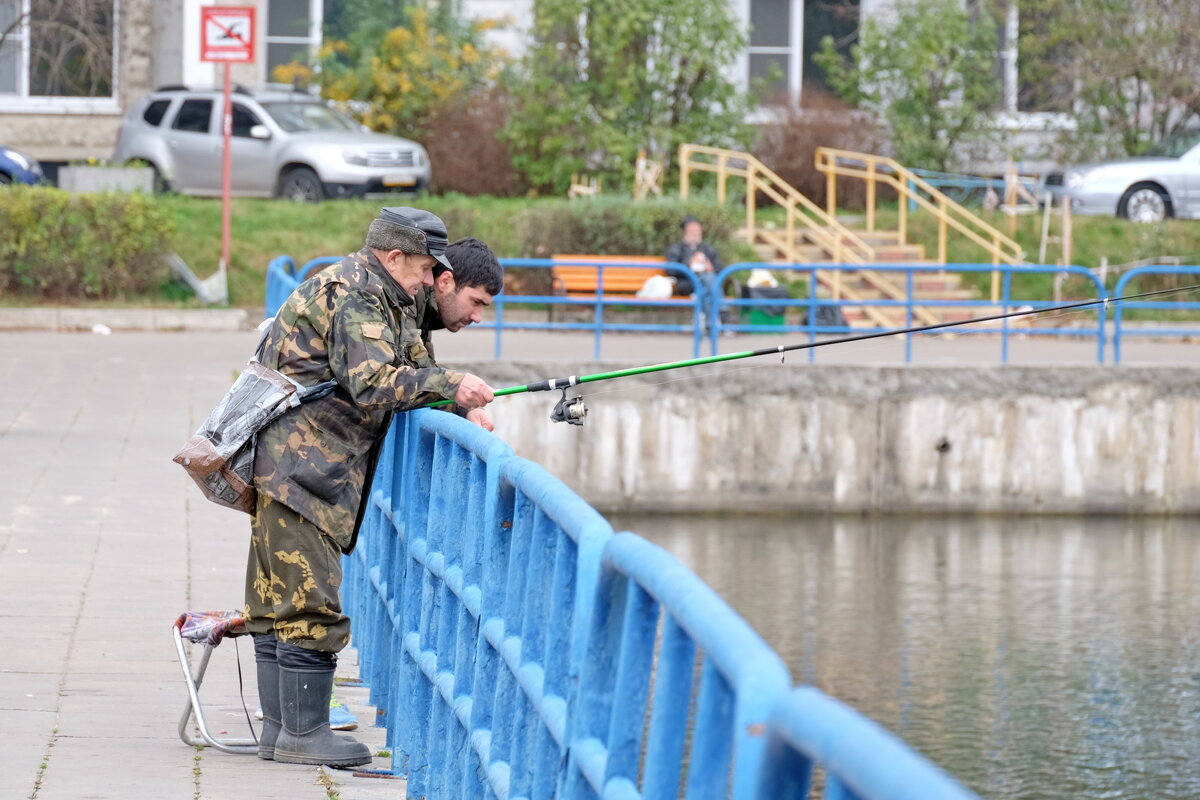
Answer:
[
  {"left": 254, "top": 248, "right": 464, "bottom": 551},
  {"left": 402, "top": 286, "right": 437, "bottom": 366}
]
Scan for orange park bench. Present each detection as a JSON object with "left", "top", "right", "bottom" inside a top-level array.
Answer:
[{"left": 550, "top": 255, "right": 672, "bottom": 300}]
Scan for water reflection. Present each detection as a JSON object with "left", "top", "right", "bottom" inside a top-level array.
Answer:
[{"left": 611, "top": 514, "right": 1200, "bottom": 800}]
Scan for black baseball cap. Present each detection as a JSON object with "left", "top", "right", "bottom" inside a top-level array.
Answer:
[{"left": 377, "top": 206, "right": 453, "bottom": 272}]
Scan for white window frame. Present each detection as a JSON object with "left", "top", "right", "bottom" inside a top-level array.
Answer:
[
  {"left": 746, "top": 0, "right": 804, "bottom": 103},
  {"left": 263, "top": 0, "right": 323, "bottom": 83},
  {"left": 0, "top": 0, "right": 121, "bottom": 113}
]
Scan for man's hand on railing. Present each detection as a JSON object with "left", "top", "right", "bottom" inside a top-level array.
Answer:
[
  {"left": 455, "top": 374, "right": 495, "bottom": 409},
  {"left": 465, "top": 407, "right": 495, "bottom": 432}
]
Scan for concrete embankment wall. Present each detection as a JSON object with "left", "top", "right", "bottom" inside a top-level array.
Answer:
[{"left": 470, "top": 362, "right": 1200, "bottom": 514}]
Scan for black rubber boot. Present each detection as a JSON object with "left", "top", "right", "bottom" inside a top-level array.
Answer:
[
  {"left": 273, "top": 644, "right": 371, "bottom": 767},
  {"left": 253, "top": 634, "right": 281, "bottom": 760}
]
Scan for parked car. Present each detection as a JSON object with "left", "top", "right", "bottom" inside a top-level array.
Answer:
[
  {"left": 0, "top": 146, "right": 44, "bottom": 185},
  {"left": 113, "top": 85, "right": 431, "bottom": 201},
  {"left": 1043, "top": 129, "right": 1200, "bottom": 223}
]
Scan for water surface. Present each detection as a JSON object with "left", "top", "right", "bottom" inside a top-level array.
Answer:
[{"left": 612, "top": 514, "right": 1200, "bottom": 800}]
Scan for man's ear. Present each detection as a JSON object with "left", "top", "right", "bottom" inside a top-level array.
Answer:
[{"left": 435, "top": 270, "right": 457, "bottom": 293}]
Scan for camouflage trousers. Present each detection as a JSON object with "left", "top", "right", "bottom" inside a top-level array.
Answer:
[{"left": 243, "top": 492, "right": 351, "bottom": 653}]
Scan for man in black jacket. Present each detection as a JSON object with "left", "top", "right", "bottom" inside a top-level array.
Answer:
[{"left": 665, "top": 215, "right": 722, "bottom": 298}]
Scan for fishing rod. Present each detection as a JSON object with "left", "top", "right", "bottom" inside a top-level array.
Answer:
[{"left": 429, "top": 283, "right": 1200, "bottom": 425}]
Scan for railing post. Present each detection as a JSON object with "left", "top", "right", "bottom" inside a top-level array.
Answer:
[
  {"left": 898, "top": 185, "right": 908, "bottom": 246},
  {"left": 718, "top": 155, "right": 727, "bottom": 204},
  {"left": 1000, "top": 268, "right": 1012, "bottom": 363},
  {"left": 746, "top": 165, "right": 756, "bottom": 245},
  {"left": 825, "top": 159, "right": 836, "bottom": 219},
  {"left": 991, "top": 234, "right": 1001, "bottom": 303},
  {"left": 866, "top": 160, "right": 876, "bottom": 232},
  {"left": 594, "top": 264, "right": 604, "bottom": 361},
  {"left": 680, "top": 145, "right": 690, "bottom": 199},
  {"left": 937, "top": 197, "right": 947, "bottom": 264},
  {"left": 1062, "top": 200, "right": 1073, "bottom": 266}
]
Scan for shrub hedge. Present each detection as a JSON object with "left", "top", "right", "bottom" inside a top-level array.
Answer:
[{"left": 0, "top": 187, "right": 173, "bottom": 301}]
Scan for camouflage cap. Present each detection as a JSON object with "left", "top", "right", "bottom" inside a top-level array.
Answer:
[{"left": 367, "top": 207, "right": 453, "bottom": 272}]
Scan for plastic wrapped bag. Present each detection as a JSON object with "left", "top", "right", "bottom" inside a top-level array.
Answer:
[{"left": 173, "top": 361, "right": 335, "bottom": 514}]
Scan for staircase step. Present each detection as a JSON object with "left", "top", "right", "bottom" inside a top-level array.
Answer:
[
  {"left": 872, "top": 247, "right": 927, "bottom": 262},
  {"left": 846, "top": 230, "right": 904, "bottom": 246}
]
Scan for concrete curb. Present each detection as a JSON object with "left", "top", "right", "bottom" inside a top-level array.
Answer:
[{"left": 0, "top": 307, "right": 253, "bottom": 332}]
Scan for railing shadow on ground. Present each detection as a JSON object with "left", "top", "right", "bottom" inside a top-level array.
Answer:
[
  {"left": 266, "top": 256, "right": 1200, "bottom": 365},
  {"left": 342, "top": 408, "right": 981, "bottom": 799}
]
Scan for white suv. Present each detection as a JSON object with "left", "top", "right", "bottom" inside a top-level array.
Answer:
[{"left": 113, "top": 85, "right": 431, "bottom": 201}]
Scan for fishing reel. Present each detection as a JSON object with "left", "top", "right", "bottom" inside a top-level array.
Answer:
[{"left": 550, "top": 389, "right": 588, "bottom": 426}]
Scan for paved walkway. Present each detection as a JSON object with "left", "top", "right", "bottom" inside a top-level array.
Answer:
[
  {"left": 0, "top": 331, "right": 395, "bottom": 800},
  {"left": 1, "top": 326, "right": 1196, "bottom": 800}
]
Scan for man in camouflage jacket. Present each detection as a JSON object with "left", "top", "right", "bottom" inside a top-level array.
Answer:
[{"left": 244, "top": 207, "right": 494, "bottom": 768}]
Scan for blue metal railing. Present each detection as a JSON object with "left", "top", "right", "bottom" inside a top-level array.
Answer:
[
  {"left": 342, "top": 408, "right": 981, "bottom": 799},
  {"left": 1112, "top": 265, "right": 1200, "bottom": 363},
  {"left": 758, "top": 687, "right": 979, "bottom": 800},
  {"left": 484, "top": 258, "right": 706, "bottom": 361},
  {"left": 265, "top": 254, "right": 340, "bottom": 319},
  {"left": 264, "top": 255, "right": 708, "bottom": 360},
  {"left": 708, "top": 263, "right": 1108, "bottom": 363},
  {"left": 265, "top": 255, "right": 1197, "bottom": 364},
  {"left": 905, "top": 168, "right": 1039, "bottom": 210}
]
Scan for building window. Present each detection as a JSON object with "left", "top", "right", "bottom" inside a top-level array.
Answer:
[
  {"left": 0, "top": 0, "right": 118, "bottom": 109},
  {"left": 748, "top": 0, "right": 794, "bottom": 100},
  {"left": 266, "top": 0, "right": 322, "bottom": 80},
  {"left": 803, "top": 0, "right": 859, "bottom": 96}
]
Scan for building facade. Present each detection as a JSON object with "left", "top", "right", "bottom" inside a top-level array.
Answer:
[
  {"left": 0, "top": 0, "right": 322, "bottom": 164},
  {"left": 1, "top": 0, "right": 1064, "bottom": 172}
]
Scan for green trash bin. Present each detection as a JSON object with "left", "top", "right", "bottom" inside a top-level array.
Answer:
[{"left": 740, "top": 286, "right": 789, "bottom": 329}]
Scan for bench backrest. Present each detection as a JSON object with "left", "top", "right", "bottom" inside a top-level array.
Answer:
[{"left": 551, "top": 255, "right": 667, "bottom": 296}]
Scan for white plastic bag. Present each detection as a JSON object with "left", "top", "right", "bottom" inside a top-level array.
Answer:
[{"left": 636, "top": 274, "right": 675, "bottom": 299}]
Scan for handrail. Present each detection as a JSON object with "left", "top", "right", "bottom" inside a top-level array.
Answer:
[
  {"left": 264, "top": 256, "right": 711, "bottom": 360},
  {"left": 758, "top": 687, "right": 980, "bottom": 800},
  {"left": 706, "top": 262, "right": 1108, "bottom": 363},
  {"left": 341, "top": 408, "right": 982, "bottom": 799},
  {"left": 1111, "top": 265, "right": 1200, "bottom": 363},
  {"left": 815, "top": 147, "right": 1025, "bottom": 268},
  {"left": 268, "top": 256, "right": 1131, "bottom": 364},
  {"left": 681, "top": 144, "right": 947, "bottom": 325},
  {"left": 680, "top": 143, "right": 877, "bottom": 265}
]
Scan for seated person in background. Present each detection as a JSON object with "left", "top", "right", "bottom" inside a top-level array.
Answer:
[{"left": 665, "top": 215, "right": 722, "bottom": 297}]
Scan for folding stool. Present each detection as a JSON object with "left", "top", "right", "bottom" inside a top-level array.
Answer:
[{"left": 172, "top": 610, "right": 259, "bottom": 754}]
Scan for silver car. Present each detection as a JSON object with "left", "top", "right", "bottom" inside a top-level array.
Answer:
[
  {"left": 1044, "top": 129, "right": 1200, "bottom": 223},
  {"left": 113, "top": 85, "right": 431, "bottom": 201}
]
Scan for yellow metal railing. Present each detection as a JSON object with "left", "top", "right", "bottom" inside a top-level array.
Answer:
[
  {"left": 815, "top": 147, "right": 1025, "bottom": 299},
  {"left": 680, "top": 143, "right": 876, "bottom": 265},
  {"left": 679, "top": 144, "right": 943, "bottom": 327}
]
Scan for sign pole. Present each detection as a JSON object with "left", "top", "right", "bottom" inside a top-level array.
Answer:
[
  {"left": 220, "top": 61, "right": 232, "bottom": 297},
  {"left": 201, "top": 5, "right": 253, "bottom": 305}
]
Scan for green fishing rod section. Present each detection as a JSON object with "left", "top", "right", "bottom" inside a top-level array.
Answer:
[{"left": 425, "top": 282, "right": 1200, "bottom": 414}]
